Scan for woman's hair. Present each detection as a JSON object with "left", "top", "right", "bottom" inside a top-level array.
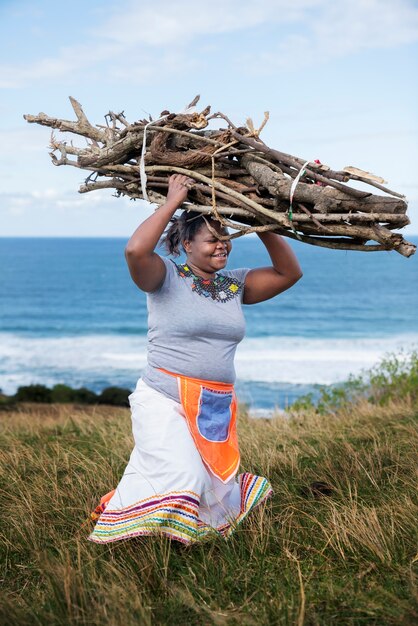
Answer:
[{"left": 160, "top": 211, "right": 212, "bottom": 257}]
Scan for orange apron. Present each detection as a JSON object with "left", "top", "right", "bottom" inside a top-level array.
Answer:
[{"left": 158, "top": 367, "right": 240, "bottom": 483}]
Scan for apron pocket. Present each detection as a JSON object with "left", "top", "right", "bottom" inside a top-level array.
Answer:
[{"left": 197, "top": 387, "right": 234, "bottom": 443}]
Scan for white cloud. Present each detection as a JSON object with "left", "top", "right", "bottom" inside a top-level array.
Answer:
[
  {"left": 0, "top": 126, "right": 50, "bottom": 154},
  {"left": 241, "top": 0, "right": 418, "bottom": 72},
  {"left": 31, "top": 188, "right": 58, "bottom": 200},
  {"left": 0, "top": 40, "right": 124, "bottom": 89},
  {"left": 94, "top": 0, "right": 320, "bottom": 46},
  {"left": 0, "top": 188, "right": 148, "bottom": 220},
  {"left": 105, "top": 48, "right": 199, "bottom": 84},
  {"left": 313, "top": 0, "right": 418, "bottom": 54},
  {"left": 0, "top": 187, "right": 156, "bottom": 236},
  {"left": 3, "top": 0, "right": 417, "bottom": 88}
]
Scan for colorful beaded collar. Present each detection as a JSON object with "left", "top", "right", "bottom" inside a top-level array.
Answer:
[{"left": 173, "top": 261, "right": 243, "bottom": 302}]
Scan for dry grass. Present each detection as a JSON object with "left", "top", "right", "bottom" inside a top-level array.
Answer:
[{"left": 0, "top": 397, "right": 417, "bottom": 625}]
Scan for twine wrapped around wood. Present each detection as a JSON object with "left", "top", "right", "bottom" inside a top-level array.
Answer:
[{"left": 24, "top": 95, "right": 415, "bottom": 257}]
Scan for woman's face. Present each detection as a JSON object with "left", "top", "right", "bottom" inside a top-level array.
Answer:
[{"left": 183, "top": 221, "right": 232, "bottom": 276}]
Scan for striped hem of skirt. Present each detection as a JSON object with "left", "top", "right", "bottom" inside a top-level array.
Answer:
[{"left": 87, "top": 472, "right": 273, "bottom": 545}]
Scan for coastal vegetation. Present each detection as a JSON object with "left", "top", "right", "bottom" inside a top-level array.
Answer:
[
  {"left": 0, "top": 383, "right": 132, "bottom": 409},
  {"left": 0, "top": 350, "right": 417, "bottom": 625}
]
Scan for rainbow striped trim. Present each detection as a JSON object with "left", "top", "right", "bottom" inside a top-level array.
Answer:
[{"left": 88, "top": 473, "right": 273, "bottom": 545}]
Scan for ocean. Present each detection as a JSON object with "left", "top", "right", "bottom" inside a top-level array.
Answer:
[{"left": 1, "top": 236, "right": 417, "bottom": 414}]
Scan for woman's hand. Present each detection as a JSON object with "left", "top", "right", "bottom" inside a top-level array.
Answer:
[{"left": 166, "top": 174, "right": 194, "bottom": 208}]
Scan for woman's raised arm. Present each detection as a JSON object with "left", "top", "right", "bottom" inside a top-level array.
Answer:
[
  {"left": 125, "top": 174, "right": 192, "bottom": 292},
  {"left": 243, "top": 232, "right": 303, "bottom": 304}
]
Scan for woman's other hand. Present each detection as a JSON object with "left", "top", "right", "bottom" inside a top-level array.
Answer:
[{"left": 166, "top": 174, "right": 193, "bottom": 208}]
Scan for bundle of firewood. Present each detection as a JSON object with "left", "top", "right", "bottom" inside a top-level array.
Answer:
[{"left": 24, "top": 95, "right": 415, "bottom": 257}]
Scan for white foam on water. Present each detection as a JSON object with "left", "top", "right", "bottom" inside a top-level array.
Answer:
[
  {"left": 0, "top": 333, "right": 148, "bottom": 394},
  {"left": 0, "top": 331, "right": 417, "bottom": 395},
  {"left": 235, "top": 334, "right": 418, "bottom": 384}
]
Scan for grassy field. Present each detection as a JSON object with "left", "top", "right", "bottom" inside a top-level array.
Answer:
[{"left": 1, "top": 356, "right": 417, "bottom": 625}]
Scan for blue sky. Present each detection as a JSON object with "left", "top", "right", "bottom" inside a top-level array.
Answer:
[{"left": 1, "top": 0, "right": 417, "bottom": 236}]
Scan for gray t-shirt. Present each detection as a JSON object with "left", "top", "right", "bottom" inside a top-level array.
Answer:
[{"left": 141, "top": 256, "right": 250, "bottom": 402}]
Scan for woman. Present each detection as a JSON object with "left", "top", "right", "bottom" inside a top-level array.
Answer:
[{"left": 89, "top": 174, "right": 303, "bottom": 545}]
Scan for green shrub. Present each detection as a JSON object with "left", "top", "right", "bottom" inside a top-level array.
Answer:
[
  {"left": 12, "top": 383, "right": 130, "bottom": 406},
  {"left": 290, "top": 347, "right": 418, "bottom": 414},
  {"left": 50, "top": 384, "right": 99, "bottom": 405},
  {"left": 14, "top": 384, "right": 53, "bottom": 403},
  {"left": 72, "top": 387, "right": 98, "bottom": 404},
  {"left": 366, "top": 347, "right": 418, "bottom": 405},
  {"left": 0, "top": 392, "right": 16, "bottom": 410},
  {"left": 97, "top": 386, "right": 132, "bottom": 407},
  {"left": 51, "top": 384, "right": 77, "bottom": 403}
]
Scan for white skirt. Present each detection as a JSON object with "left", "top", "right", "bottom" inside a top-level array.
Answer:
[{"left": 88, "top": 378, "right": 272, "bottom": 545}]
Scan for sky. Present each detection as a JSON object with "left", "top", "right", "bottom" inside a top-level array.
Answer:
[{"left": 0, "top": 0, "right": 417, "bottom": 237}]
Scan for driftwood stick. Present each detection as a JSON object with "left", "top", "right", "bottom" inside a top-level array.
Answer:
[
  {"left": 106, "top": 111, "right": 129, "bottom": 128},
  {"left": 282, "top": 230, "right": 387, "bottom": 251},
  {"left": 296, "top": 203, "right": 328, "bottom": 231},
  {"left": 371, "top": 224, "right": 416, "bottom": 257},
  {"left": 242, "top": 156, "right": 407, "bottom": 215},
  {"left": 299, "top": 222, "right": 414, "bottom": 257},
  {"left": 292, "top": 212, "right": 409, "bottom": 225},
  {"left": 24, "top": 97, "right": 106, "bottom": 144},
  {"left": 200, "top": 214, "right": 278, "bottom": 241},
  {"left": 144, "top": 164, "right": 294, "bottom": 226},
  {"left": 207, "top": 111, "right": 238, "bottom": 129},
  {"left": 146, "top": 180, "right": 253, "bottom": 210},
  {"left": 79, "top": 179, "right": 127, "bottom": 193},
  {"left": 180, "top": 205, "right": 255, "bottom": 218},
  {"left": 49, "top": 137, "right": 90, "bottom": 158},
  {"left": 232, "top": 131, "right": 370, "bottom": 198},
  {"left": 77, "top": 133, "right": 144, "bottom": 168},
  {"left": 143, "top": 125, "right": 224, "bottom": 147},
  {"left": 171, "top": 205, "right": 404, "bottom": 225},
  {"left": 345, "top": 174, "right": 406, "bottom": 199},
  {"left": 50, "top": 154, "right": 81, "bottom": 168}
]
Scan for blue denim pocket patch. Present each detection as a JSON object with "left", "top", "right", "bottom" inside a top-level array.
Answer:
[{"left": 197, "top": 387, "right": 233, "bottom": 442}]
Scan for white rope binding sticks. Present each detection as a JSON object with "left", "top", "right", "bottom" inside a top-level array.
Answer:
[
  {"left": 286, "top": 159, "right": 312, "bottom": 240},
  {"left": 138, "top": 104, "right": 197, "bottom": 203},
  {"left": 138, "top": 114, "right": 169, "bottom": 203},
  {"left": 289, "top": 159, "right": 311, "bottom": 220},
  {"left": 287, "top": 161, "right": 310, "bottom": 241}
]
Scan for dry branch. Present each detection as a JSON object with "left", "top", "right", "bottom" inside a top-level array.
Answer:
[{"left": 24, "top": 96, "right": 415, "bottom": 257}]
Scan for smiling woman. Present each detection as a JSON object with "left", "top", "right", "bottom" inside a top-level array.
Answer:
[
  {"left": 88, "top": 173, "right": 303, "bottom": 545},
  {"left": 163, "top": 213, "right": 233, "bottom": 277}
]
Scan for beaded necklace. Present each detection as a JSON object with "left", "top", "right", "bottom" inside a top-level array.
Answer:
[{"left": 173, "top": 261, "right": 243, "bottom": 303}]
